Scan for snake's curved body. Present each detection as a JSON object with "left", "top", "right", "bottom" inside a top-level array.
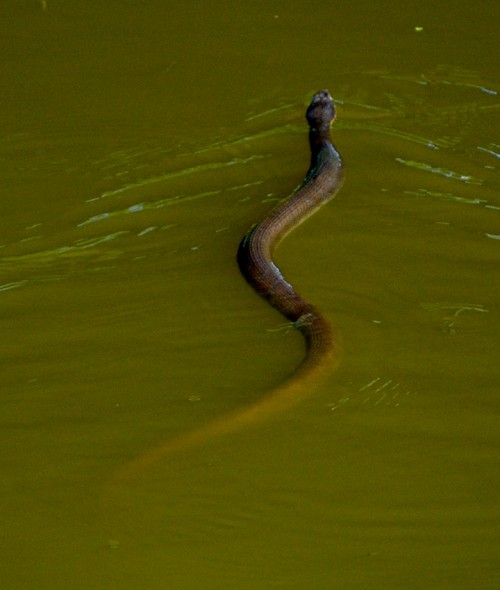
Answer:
[
  {"left": 238, "top": 90, "right": 343, "bottom": 374},
  {"left": 112, "top": 91, "right": 343, "bottom": 479}
]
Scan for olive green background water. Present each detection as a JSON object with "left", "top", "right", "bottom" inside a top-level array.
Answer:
[{"left": 1, "top": 1, "right": 498, "bottom": 588}]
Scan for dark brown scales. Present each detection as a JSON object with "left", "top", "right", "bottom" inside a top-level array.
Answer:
[{"left": 237, "top": 89, "right": 344, "bottom": 371}]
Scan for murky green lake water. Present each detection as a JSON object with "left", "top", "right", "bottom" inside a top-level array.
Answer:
[{"left": 1, "top": 1, "right": 498, "bottom": 588}]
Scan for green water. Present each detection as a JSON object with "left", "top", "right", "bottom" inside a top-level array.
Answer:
[{"left": 1, "top": 1, "right": 499, "bottom": 588}]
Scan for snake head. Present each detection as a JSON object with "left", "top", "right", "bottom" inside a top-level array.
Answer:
[{"left": 306, "top": 90, "right": 336, "bottom": 132}]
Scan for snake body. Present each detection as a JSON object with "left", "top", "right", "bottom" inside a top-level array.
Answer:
[
  {"left": 238, "top": 89, "right": 343, "bottom": 376},
  {"left": 112, "top": 90, "right": 343, "bottom": 479}
]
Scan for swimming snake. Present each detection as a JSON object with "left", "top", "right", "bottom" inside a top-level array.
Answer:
[{"left": 113, "top": 90, "right": 344, "bottom": 479}]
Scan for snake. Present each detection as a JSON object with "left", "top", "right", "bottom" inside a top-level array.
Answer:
[
  {"left": 237, "top": 89, "right": 344, "bottom": 378},
  {"left": 112, "top": 90, "right": 344, "bottom": 480}
]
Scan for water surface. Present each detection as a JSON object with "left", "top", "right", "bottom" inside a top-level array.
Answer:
[{"left": 1, "top": 1, "right": 499, "bottom": 588}]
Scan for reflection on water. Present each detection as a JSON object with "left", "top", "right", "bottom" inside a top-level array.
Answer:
[
  {"left": 328, "top": 375, "right": 417, "bottom": 411},
  {"left": 2, "top": 66, "right": 497, "bottom": 293},
  {"left": 421, "top": 301, "right": 490, "bottom": 334}
]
